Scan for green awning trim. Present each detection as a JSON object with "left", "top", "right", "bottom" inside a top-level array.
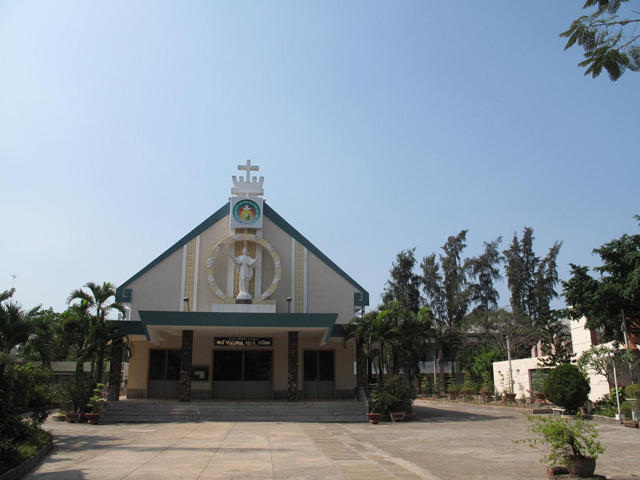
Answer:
[{"left": 132, "top": 311, "right": 339, "bottom": 343}]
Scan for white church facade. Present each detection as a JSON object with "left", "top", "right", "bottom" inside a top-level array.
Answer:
[{"left": 114, "top": 162, "right": 369, "bottom": 401}]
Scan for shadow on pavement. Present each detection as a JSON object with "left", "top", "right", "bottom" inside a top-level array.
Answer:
[{"left": 412, "top": 403, "right": 518, "bottom": 423}]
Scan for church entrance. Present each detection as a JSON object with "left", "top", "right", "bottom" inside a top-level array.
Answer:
[
  {"left": 212, "top": 350, "right": 272, "bottom": 399},
  {"left": 303, "top": 351, "right": 335, "bottom": 398},
  {"left": 148, "top": 349, "right": 181, "bottom": 399}
]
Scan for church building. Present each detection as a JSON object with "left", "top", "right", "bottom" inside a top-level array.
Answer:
[{"left": 115, "top": 162, "right": 369, "bottom": 402}]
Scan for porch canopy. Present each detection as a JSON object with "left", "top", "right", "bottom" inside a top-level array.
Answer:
[{"left": 118, "top": 311, "right": 340, "bottom": 346}]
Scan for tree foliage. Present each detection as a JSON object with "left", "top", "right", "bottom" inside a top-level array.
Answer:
[
  {"left": 468, "top": 237, "right": 503, "bottom": 313},
  {"left": 0, "top": 290, "right": 48, "bottom": 409},
  {"left": 465, "top": 307, "right": 537, "bottom": 361},
  {"left": 503, "top": 228, "right": 567, "bottom": 366},
  {"left": 561, "top": 0, "right": 640, "bottom": 81},
  {"left": 543, "top": 363, "right": 591, "bottom": 414},
  {"left": 67, "top": 281, "right": 127, "bottom": 383},
  {"left": 345, "top": 303, "right": 432, "bottom": 388},
  {"left": 381, "top": 248, "right": 422, "bottom": 313},
  {"left": 562, "top": 215, "right": 640, "bottom": 342},
  {"left": 421, "top": 230, "right": 472, "bottom": 383},
  {"left": 578, "top": 345, "right": 639, "bottom": 389}
]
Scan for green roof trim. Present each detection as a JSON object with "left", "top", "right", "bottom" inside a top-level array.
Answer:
[
  {"left": 116, "top": 202, "right": 230, "bottom": 301},
  {"left": 263, "top": 204, "right": 368, "bottom": 303},
  {"left": 116, "top": 201, "right": 369, "bottom": 306},
  {"left": 138, "top": 311, "right": 338, "bottom": 343}
]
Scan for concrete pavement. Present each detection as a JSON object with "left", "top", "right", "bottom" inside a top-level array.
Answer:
[{"left": 25, "top": 400, "right": 639, "bottom": 480}]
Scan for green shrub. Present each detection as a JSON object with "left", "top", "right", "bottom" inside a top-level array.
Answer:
[
  {"left": 420, "top": 375, "right": 430, "bottom": 394},
  {"left": 593, "top": 387, "right": 626, "bottom": 417},
  {"left": 54, "top": 373, "right": 95, "bottom": 413},
  {"left": 481, "top": 371, "right": 493, "bottom": 393},
  {"left": 447, "top": 376, "right": 458, "bottom": 393},
  {"left": 0, "top": 414, "right": 50, "bottom": 474},
  {"left": 9, "top": 363, "right": 52, "bottom": 415},
  {"left": 625, "top": 384, "right": 640, "bottom": 400},
  {"left": 368, "top": 375, "right": 416, "bottom": 414},
  {"left": 462, "top": 370, "right": 478, "bottom": 394},
  {"left": 543, "top": 364, "right": 590, "bottom": 414}
]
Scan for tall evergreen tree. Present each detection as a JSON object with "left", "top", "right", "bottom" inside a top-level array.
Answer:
[
  {"left": 421, "top": 230, "right": 471, "bottom": 384},
  {"left": 381, "top": 248, "right": 422, "bottom": 313},
  {"left": 468, "top": 237, "right": 503, "bottom": 313},
  {"left": 504, "top": 228, "right": 565, "bottom": 365},
  {"left": 503, "top": 228, "right": 562, "bottom": 327}
]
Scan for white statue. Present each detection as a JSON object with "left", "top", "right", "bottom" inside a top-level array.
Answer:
[{"left": 230, "top": 247, "right": 257, "bottom": 300}]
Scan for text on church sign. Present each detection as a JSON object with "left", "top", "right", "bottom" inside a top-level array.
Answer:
[{"left": 214, "top": 337, "right": 273, "bottom": 347}]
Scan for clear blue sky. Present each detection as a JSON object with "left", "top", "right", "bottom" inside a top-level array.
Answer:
[{"left": 1, "top": 1, "right": 638, "bottom": 314}]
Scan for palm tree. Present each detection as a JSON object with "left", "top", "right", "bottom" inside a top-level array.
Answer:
[
  {"left": 59, "top": 303, "right": 94, "bottom": 376},
  {"left": 344, "top": 310, "right": 379, "bottom": 385},
  {"left": 391, "top": 307, "right": 433, "bottom": 387},
  {"left": 371, "top": 308, "right": 399, "bottom": 379},
  {"left": 67, "top": 282, "right": 126, "bottom": 383},
  {"left": 0, "top": 290, "right": 45, "bottom": 405}
]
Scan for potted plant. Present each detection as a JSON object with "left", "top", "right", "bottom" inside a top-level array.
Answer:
[
  {"left": 500, "top": 373, "right": 517, "bottom": 403},
  {"left": 420, "top": 375, "right": 430, "bottom": 397},
  {"left": 85, "top": 384, "right": 106, "bottom": 425},
  {"left": 462, "top": 371, "right": 477, "bottom": 402},
  {"left": 51, "top": 412, "right": 67, "bottom": 422},
  {"left": 432, "top": 377, "right": 442, "bottom": 398},
  {"left": 447, "top": 376, "right": 459, "bottom": 400},
  {"left": 516, "top": 414, "right": 604, "bottom": 478},
  {"left": 366, "top": 394, "right": 381, "bottom": 424},
  {"left": 480, "top": 371, "right": 494, "bottom": 400},
  {"left": 54, "top": 373, "right": 95, "bottom": 423},
  {"left": 367, "top": 375, "right": 416, "bottom": 423}
]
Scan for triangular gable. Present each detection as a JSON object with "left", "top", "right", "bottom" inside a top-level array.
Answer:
[{"left": 116, "top": 202, "right": 369, "bottom": 306}]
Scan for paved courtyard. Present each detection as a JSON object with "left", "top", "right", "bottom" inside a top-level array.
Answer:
[{"left": 26, "top": 400, "right": 639, "bottom": 480}]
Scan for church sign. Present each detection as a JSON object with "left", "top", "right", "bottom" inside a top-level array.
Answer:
[{"left": 215, "top": 337, "right": 273, "bottom": 347}]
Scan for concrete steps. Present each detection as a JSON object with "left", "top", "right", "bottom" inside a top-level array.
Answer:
[{"left": 101, "top": 400, "right": 367, "bottom": 423}]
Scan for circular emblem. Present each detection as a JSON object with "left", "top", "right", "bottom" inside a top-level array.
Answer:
[
  {"left": 233, "top": 199, "right": 261, "bottom": 225},
  {"left": 207, "top": 234, "right": 282, "bottom": 304}
]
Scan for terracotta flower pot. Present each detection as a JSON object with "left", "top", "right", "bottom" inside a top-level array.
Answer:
[
  {"left": 65, "top": 412, "right": 81, "bottom": 423},
  {"left": 85, "top": 413, "right": 101, "bottom": 425},
  {"left": 367, "top": 413, "right": 381, "bottom": 424},
  {"left": 390, "top": 412, "right": 405, "bottom": 422},
  {"left": 564, "top": 456, "right": 596, "bottom": 478}
]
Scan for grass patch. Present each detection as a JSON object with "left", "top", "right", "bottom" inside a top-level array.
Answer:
[{"left": 0, "top": 428, "right": 51, "bottom": 475}]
